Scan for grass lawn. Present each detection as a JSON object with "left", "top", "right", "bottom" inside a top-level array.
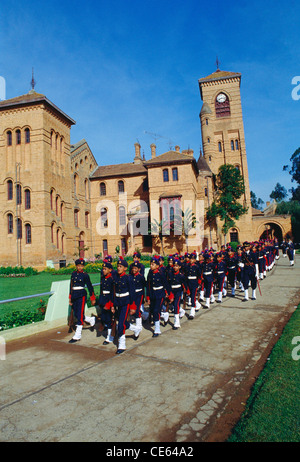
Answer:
[
  {"left": 227, "top": 305, "right": 300, "bottom": 442},
  {"left": 0, "top": 272, "right": 101, "bottom": 317}
]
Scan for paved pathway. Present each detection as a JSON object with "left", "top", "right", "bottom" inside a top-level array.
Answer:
[{"left": 1, "top": 255, "right": 299, "bottom": 442}]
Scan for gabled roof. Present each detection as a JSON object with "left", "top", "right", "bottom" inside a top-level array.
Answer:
[
  {"left": 71, "top": 139, "right": 98, "bottom": 167},
  {"left": 144, "top": 150, "right": 195, "bottom": 167},
  {"left": 91, "top": 162, "right": 147, "bottom": 179},
  {"left": 0, "top": 90, "right": 76, "bottom": 126}
]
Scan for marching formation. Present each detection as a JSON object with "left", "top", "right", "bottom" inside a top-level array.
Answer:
[{"left": 68, "top": 239, "right": 295, "bottom": 354}]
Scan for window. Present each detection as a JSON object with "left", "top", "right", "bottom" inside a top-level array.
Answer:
[
  {"left": 235, "top": 139, "right": 239, "bottom": 150},
  {"left": 60, "top": 203, "right": 64, "bottom": 221},
  {"left": 74, "top": 174, "right": 78, "bottom": 196},
  {"left": 230, "top": 229, "right": 239, "bottom": 242},
  {"left": 25, "top": 128, "right": 30, "bottom": 144},
  {"left": 7, "top": 214, "right": 13, "bottom": 234},
  {"left": 17, "top": 218, "right": 22, "bottom": 239},
  {"left": 25, "top": 189, "right": 31, "bottom": 209},
  {"left": 85, "top": 211, "right": 89, "bottom": 228},
  {"left": 100, "top": 182, "right": 106, "bottom": 196},
  {"left": 16, "top": 184, "right": 22, "bottom": 205},
  {"left": 119, "top": 206, "right": 126, "bottom": 226},
  {"left": 56, "top": 229, "right": 60, "bottom": 249},
  {"left": 101, "top": 208, "right": 108, "bottom": 228},
  {"left": 205, "top": 119, "right": 208, "bottom": 125},
  {"left": 231, "top": 140, "right": 235, "bottom": 151},
  {"left": 172, "top": 168, "right": 178, "bottom": 181},
  {"left": 7, "top": 180, "right": 13, "bottom": 200},
  {"left": 163, "top": 169, "right": 169, "bottom": 182},
  {"left": 118, "top": 180, "right": 124, "bottom": 194},
  {"left": 16, "top": 129, "right": 21, "bottom": 145},
  {"left": 61, "top": 234, "right": 65, "bottom": 253},
  {"left": 55, "top": 196, "right": 59, "bottom": 215},
  {"left": 50, "top": 189, "right": 54, "bottom": 210},
  {"left": 51, "top": 223, "right": 55, "bottom": 243},
  {"left": 25, "top": 224, "right": 31, "bottom": 244},
  {"left": 7, "top": 131, "right": 12, "bottom": 146},
  {"left": 103, "top": 239, "right": 108, "bottom": 257},
  {"left": 74, "top": 209, "right": 79, "bottom": 227},
  {"left": 218, "top": 142, "right": 222, "bottom": 152}
]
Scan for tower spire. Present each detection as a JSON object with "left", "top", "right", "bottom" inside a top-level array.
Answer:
[
  {"left": 29, "top": 68, "right": 36, "bottom": 93},
  {"left": 216, "top": 56, "right": 220, "bottom": 71}
]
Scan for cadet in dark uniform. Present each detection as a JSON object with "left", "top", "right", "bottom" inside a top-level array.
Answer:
[
  {"left": 69, "top": 258, "right": 96, "bottom": 343},
  {"left": 214, "top": 252, "right": 227, "bottom": 303},
  {"left": 202, "top": 253, "right": 215, "bottom": 308},
  {"left": 186, "top": 252, "right": 201, "bottom": 319},
  {"left": 129, "top": 251, "right": 145, "bottom": 276},
  {"left": 168, "top": 259, "right": 187, "bottom": 329},
  {"left": 129, "top": 261, "right": 146, "bottom": 339},
  {"left": 100, "top": 262, "right": 116, "bottom": 346},
  {"left": 241, "top": 242, "right": 259, "bottom": 301},
  {"left": 287, "top": 239, "right": 295, "bottom": 266},
  {"left": 114, "top": 258, "right": 136, "bottom": 354},
  {"left": 226, "top": 247, "right": 238, "bottom": 297},
  {"left": 146, "top": 256, "right": 170, "bottom": 337}
]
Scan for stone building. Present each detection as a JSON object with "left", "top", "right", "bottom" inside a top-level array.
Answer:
[{"left": 0, "top": 68, "right": 292, "bottom": 267}]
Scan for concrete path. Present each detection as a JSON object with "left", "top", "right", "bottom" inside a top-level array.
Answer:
[{"left": 1, "top": 255, "right": 299, "bottom": 442}]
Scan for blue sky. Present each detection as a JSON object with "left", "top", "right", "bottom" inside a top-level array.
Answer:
[{"left": 1, "top": 0, "right": 299, "bottom": 204}]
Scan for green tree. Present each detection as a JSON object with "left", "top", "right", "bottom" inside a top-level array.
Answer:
[
  {"left": 270, "top": 183, "right": 287, "bottom": 202},
  {"left": 276, "top": 200, "right": 300, "bottom": 242},
  {"left": 250, "top": 191, "right": 264, "bottom": 210},
  {"left": 283, "top": 147, "right": 300, "bottom": 200},
  {"left": 206, "top": 164, "right": 248, "bottom": 240}
]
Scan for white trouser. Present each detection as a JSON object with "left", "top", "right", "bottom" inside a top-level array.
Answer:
[
  {"left": 174, "top": 313, "right": 180, "bottom": 328},
  {"left": 118, "top": 334, "right": 126, "bottom": 350},
  {"left": 105, "top": 329, "right": 114, "bottom": 343},
  {"left": 73, "top": 325, "right": 83, "bottom": 340}
]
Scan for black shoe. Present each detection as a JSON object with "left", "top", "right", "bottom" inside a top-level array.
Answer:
[
  {"left": 188, "top": 315, "right": 194, "bottom": 320},
  {"left": 242, "top": 298, "right": 248, "bottom": 302},
  {"left": 172, "top": 326, "right": 179, "bottom": 330},
  {"left": 152, "top": 333, "right": 160, "bottom": 337},
  {"left": 103, "top": 340, "right": 110, "bottom": 345},
  {"left": 69, "top": 338, "right": 79, "bottom": 343},
  {"left": 216, "top": 300, "right": 221, "bottom": 304},
  {"left": 116, "top": 349, "right": 125, "bottom": 354},
  {"left": 133, "top": 334, "right": 139, "bottom": 341}
]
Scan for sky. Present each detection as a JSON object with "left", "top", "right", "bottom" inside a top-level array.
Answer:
[{"left": 1, "top": 0, "right": 300, "bottom": 204}]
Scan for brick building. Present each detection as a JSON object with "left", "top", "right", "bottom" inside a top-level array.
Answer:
[{"left": 0, "top": 69, "right": 292, "bottom": 267}]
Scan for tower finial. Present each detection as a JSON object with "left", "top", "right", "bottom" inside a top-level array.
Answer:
[
  {"left": 30, "top": 68, "right": 36, "bottom": 91},
  {"left": 216, "top": 56, "right": 220, "bottom": 71}
]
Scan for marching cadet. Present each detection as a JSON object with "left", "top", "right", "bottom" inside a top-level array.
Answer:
[
  {"left": 274, "top": 238, "right": 280, "bottom": 260},
  {"left": 168, "top": 259, "right": 187, "bottom": 329},
  {"left": 257, "top": 243, "right": 266, "bottom": 280},
  {"left": 281, "top": 239, "right": 288, "bottom": 258},
  {"left": 128, "top": 261, "right": 146, "bottom": 340},
  {"left": 186, "top": 251, "right": 202, "bottom": 318},
  {"left": 287, "top": 239, "right": 295, "bottom": 266},
  {"left": 129, "top": 251, "right": 145, "bottom": 276},
  {"left": 202, "top": 252, "right": 216, "bottom": 309},
  {"left": 69, "top": 258, "right": 96, "bottom": 343},
  {"left": 114, "top": 258, "right": 136, "bottom": 354},
  {"left": 146, "top": 256, "right": 170, "bottom": 337},
  {"left": 241, "top": 242, "right": 259, "bottom": 301},
  {"left": 103, "top": 255, "right": 118, "bottom": 281},
  {"left": 236, "top": 245, "right": 244, "bottom": 289},
  {"left": 100, "top": 262, "right": 116, "bottom": 346},
  {"left": 226, "top": 247, "right": 238, "bottom": 297},
  {"left": 214, "top": 252, "right": 227, "bottom": 303}
]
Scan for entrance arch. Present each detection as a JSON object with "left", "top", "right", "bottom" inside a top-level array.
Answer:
[{"left": 259, "top": 222, "right": 283, "bottom": 241}]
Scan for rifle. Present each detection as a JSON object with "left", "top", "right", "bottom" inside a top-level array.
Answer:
[
  {"left": 68, "top": 279, "right": 76, "bottom": 333},
  {"left": 111, "top": 308, "right": 117, "bottom": 338}
]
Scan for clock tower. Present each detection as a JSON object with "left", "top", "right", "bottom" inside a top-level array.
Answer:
[{"left": 198, "top": 68, "right": 253, "bottom": 243}]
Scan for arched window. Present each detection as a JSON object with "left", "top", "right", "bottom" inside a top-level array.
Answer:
[
  {"left": 16, "top": 184, "right": 22, "bottom": 205},
  {"left": 172, "top": 168, "right": 178, "bottom": 181},
  {"left": 101, "top": 207, "right": 108, "bottom": 228},
  {"left": 163, "top": 169, "right": 169, "bottom": 182},
  {"left": 103, "top": 239, "right": 108, "bottom": 257},
  {"left": 118, "top": 180, "right": 125, "bottom": 194},
  {"left": 74, "top": 174, "right": 78, "bottom": 196},
  {"left": 17, "top": 218, "right": 22, "bottom": 239},
  {"left": 25, "top": 224, "right": 31, "bottom": 244},
  {"left": 100, "top": 182, "right": 106, "bottom": 196},
  {"left": 231, "top": 140, "right": 235, "bottom": 151},
  {"left": 25, "top": 189, "right": 31, "bottom": 209},
  {"left": 85, "top": 211, "right": 89, "bottom": 228},
  {"left": 7, "top": 180, "right": 13, "bottom": 200},
  {"left": 56, "top": 228, "right": 60, "bottom": 249},
  {"left": 60, "top": 203, "right": 64, "bottom": 222},
  {"left": 7, "top": 213, "right": 13, "bottom": 234},
  {"left": 7, "top": 131, "right": 12, "bottom": 146},
  {"left": 50, "top": 189, "right": 54, "bottom": 210},
  {"left": 84, "top": 179, "right": 89, "bottom": 200},
  {"left": 119, "top": 206, "right": 126, "bottom": 226},
  {"left": 55, "top": 196, "right": 59, "bottom": 215},
  {"left": 235, "top": 139, "right": 239, "bottom": 150},
  {"left": 218, "top": 142, "right": 222, "bottom": 152},
  {"left": 25, "top": 128, "right": 30, "bottom": 144},
  {"left": 74, "top": 209, "right": 79, "bottom": 227},
  {"left": 16, "top": 129, "right": 21, "bottom": 145},
  {"left": 215, "top": 93, "right": 230, "bottom": 118},
  {"left": 61, "top": 234, "right": 65, "bottom": 253}
]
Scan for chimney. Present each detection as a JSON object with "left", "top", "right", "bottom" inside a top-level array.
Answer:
[
  {"left": 182, "top": 148, "right": 194, "bottom": 157},
  {"left": 175, "top": 145, "right": 180, "bottom": 152},
  {"left": 150, "top": 143, "right": 156, "bottom": 158},
  {"left": 134, "top": 142, "right": 142, "bottom": 164}
]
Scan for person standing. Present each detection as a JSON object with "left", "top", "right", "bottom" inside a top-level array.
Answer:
[
  {"left": 168, "top": 259, "right": 187, "bottom": 329},
  {"left": 241, "top": 242, "right": 259, "bottom": 301},
  {"left": 128, "top": 261, "right": 146, "bottom": 340},
  {"left": 100, "top": 261, "right": 116, "bottom": 346},
  {"left": 186, "top": 252, "right": 202, "bottom": 319},
  {"left": 146, "top": 256, "right": 170, "bottom": 337},
  {"left": 287, "top": 239, "right": 295, "bottom": 266},
  {"left": 69, "top": 258, "right": 96, "bottom": 343}
]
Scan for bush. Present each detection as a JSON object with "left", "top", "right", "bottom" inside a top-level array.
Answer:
[
  {"left": 0, "top": 299, "right": 46, "bottom": 331},
  {"left": 0, "top": 266, "right": 38, "bottom": 277}
]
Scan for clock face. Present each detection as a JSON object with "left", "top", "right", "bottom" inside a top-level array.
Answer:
[{"left": 217, "top": 93, "right": 227, "bottom": 103}]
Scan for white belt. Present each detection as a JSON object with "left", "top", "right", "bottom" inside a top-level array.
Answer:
[
  {"left": 73, "top": 286, "right": 85, "bottom": 290},
  {"left": 228, "top": 266, "right": 235, "bottom": 270},
  {"left": 188, "top": 276, "right": 197, "bottom": 279},
  {"left": 217, "top": 271, "right": 225, "bottom": 274},
  {"left": 116, "top": 292, "right": 129, "bottom": 297},
  {"left": 103, "top": 290, "right": 110, "bottom": 294},
  {"left": 171, "top": 284, "right": 181, "bottom": 288},
  {"left": 153, "top": 286, "right": 163, "bottom": 290},
  {"left": 204, "top": 272, "right": 212, "bottom": 275},
  {"left": 259, "top": 256, "right": 263, "bottom": 259},
  {"left": 135, "top": 288, "right": 143, "bottom": 292}
]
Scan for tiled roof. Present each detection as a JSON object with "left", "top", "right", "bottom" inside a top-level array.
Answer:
[
  {"left": 199, "top": 69, "right": 241, "bottom": 84},
  {"left": 91, "top": 162, "right": 147, "bottom": 179},
  {"left": 0, "top": 90, "right": 76, "bottom": 125},
  {"left": 144, "top": 150, "right": 194, "bottom": 166}
]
